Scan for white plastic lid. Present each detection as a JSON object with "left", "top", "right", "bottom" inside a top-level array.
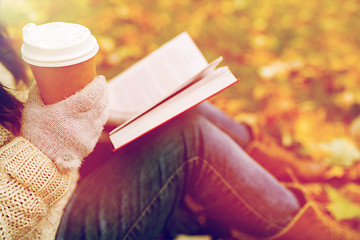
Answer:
[{"left": 21, "top": 22, "right": 99, "bottom": 67}]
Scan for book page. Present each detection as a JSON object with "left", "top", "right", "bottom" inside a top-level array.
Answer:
[
  {"left": 108, "top": 32, "right": 209, "bottom": 120},
  {"left": 115, "top": 57, "right": 223, "bottom": 130}
]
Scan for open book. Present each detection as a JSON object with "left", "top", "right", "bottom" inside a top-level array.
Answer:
[{"left": 108, "top": 32, "right": 238, "bottom": 149}]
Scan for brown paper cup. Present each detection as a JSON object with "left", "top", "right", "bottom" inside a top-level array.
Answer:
[
  {"left": 21, "top": 22, "right": 99, "bottom": 105},
  {"left": 30, "top": 57, "right": 96, "bottom": 104}
]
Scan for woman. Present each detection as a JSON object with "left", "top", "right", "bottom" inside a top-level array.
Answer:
[
  {"left": 0, "top": 23, "right": 357, "bottom": 240},
  {"left": 0, "top": 22, "right": 108, "bottom": 239}
]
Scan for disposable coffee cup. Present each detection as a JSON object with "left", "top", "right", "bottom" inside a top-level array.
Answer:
[{"left": 21, "top": 22, "right": 99, "bottom": 104}]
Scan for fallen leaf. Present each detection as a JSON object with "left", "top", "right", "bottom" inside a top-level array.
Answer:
[{"left": 325, "top": 185, "right": 360, "bottom": 221}]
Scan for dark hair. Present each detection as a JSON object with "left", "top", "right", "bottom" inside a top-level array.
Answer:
[{"left": 0, "top": 23, "right": 29, "bottom": 134}]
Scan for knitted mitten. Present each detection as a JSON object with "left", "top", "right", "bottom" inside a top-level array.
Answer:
[{"left": 21, "top": 76, "right": 109, "bottom": 170}]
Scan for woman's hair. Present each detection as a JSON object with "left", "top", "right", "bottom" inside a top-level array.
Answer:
[{"left": 0, "top": 23, "right": 29, "bottom": 134}]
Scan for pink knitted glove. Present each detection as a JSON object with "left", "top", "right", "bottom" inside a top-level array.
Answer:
[{"left": 21, "top": 76, "right": 109, "bottom": 170}]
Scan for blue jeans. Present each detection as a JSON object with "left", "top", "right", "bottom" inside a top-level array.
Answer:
[{"left": 56, "top": 102, "right": 300, "bottom": 239}]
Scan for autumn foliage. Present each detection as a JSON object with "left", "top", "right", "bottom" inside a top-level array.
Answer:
[{"left": 2, "top": 0, "right": 360, "bottom": 235}]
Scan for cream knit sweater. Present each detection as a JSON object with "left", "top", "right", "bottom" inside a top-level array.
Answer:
[
  {"left": 0, "top": 76, "right": 109, "bottom": 239},
  {"left": 0, "top": 125, "right": 78, "bottom": 239}
]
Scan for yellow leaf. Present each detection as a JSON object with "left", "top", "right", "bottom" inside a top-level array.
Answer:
[
  {"left": 325, "top": 185, "right": 360, "bottom": 221},
  {"left": 324, "top": 166, "right": 346, "bottom": 179},
  {"left": 319, "top": 138, "right": 360, "bottom": 167},
  {"left": 175, "top": 235, "right": 211, "bottom": 240}
]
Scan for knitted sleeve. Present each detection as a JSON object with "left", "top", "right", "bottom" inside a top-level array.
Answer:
[{"left": 0, "top": 127, "right": 71, "bottom": 240}]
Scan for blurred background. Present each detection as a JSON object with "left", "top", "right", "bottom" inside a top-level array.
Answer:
[{"left": 2, "top": 0, "right": 360, "bottom": 236}]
